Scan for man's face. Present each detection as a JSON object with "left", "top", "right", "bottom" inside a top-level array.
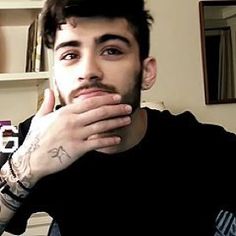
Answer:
[{"left": 53, "top": 17, "right": 142, "bottom": 110}]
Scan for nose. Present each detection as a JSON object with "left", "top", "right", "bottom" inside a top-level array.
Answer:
[{"left": 77, "top": 54, "right": 103, "bottom": 82}]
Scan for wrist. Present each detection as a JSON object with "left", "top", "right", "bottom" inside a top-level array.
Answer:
[
  {"left": 8, "top": 153, "right": 32, "bottom": 190},
  {"left": 10, "top": 148, "right": 40, "bottom": 186},
  {"left": 0, "top": 159, "right": 31, "bottom": 211},
  {"left": 0, "top": 149, "right": 38, "bottom": 191}
]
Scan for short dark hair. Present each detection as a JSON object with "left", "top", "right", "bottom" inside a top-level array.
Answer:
[{"left": 41, "top": 0, "right": 154, "bottom": 61}]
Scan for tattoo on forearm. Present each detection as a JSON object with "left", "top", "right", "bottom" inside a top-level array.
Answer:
[
  {"left": 11, "top": 133, "right": 41, "bottom": 188},
  {"left": 0, "top": 166, "right": 27, "bottom": 211},
  {"left": 48, "top": 146, "right": 72, "bottom": 163},
  {"left": 0, "top": 131, "right": 40, "bottom": 213},
  {"left": 23, "top": 133, "right": 40, "bottom": 157}
]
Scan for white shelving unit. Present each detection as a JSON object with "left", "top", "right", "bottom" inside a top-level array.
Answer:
[
  {"left": 0, "top": 1, "right": 53, "bottom": 234},
  {"left": 0, "top": 0, "right": 44, "bottom": 9},
  {"left": 2, "top": 212, "right": 53, "bottom": 236},
  {"left": 0, "top": 72, "right": 49, "bottom": 81},
  {"left": 0, "top": 0, "right": 52, "bottom": 125}
]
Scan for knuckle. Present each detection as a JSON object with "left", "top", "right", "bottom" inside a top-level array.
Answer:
[
  {"left": 99, "top": 107, "right": 109, "bottom": 119},
  {"left": 64, "top": 117, "right": 75, "bottom": 129},
  {"left": 90, "top": 122, "right": 100, "bottom": 133},
  {"left": 116, "top": 118, "right": 124, "bottom": 127},
  {"left": 58, "top": 107, "right": 67, "bottom": 116}
]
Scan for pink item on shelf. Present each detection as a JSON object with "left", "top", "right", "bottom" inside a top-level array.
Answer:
[{"left": 0, "top": 120, "right": 11, "bottom": 127}]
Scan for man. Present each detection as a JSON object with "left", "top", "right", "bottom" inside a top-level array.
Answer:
[{"left": 0, "top": 0, "right": 236, "bottom": 235}]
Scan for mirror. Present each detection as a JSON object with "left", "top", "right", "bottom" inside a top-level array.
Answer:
[{"left": 199, "top": 1, "right": 236, "bottom": 104}]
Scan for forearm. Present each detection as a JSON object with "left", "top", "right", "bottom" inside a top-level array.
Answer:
[
  {"left": 0, "top": 202, "right": 17, "bottom": 234},
  {"left": 0, "top": 185, "right": 24, "bottom": 234},
  {"left": 0, "top": 150, "right": 35, "bottom": 235}
]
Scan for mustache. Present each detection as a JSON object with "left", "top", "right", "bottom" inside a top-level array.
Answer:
[{"left": 72, "top": 81, "right": 118, "bottom": 95}]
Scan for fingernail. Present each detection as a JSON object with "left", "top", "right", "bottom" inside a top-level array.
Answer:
[
  {"left": 123, "top": 116, "right": 131, "bottom": 124},
  {"left": 125, "top": 105, "right": 132, "bottom": 113},
  {"left": 113, "top": 94, "right": 121, "bottom": 101},
  {"left": 114, "top": 137, "right": 121, "bottom": 144}
]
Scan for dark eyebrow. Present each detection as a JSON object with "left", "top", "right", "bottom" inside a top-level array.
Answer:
[
  {"left": 55, "top": 40, "right": 80, "bottom": 51},
  {"left": 96, "top": 34, "right": 131, "bottom": 47},
  {"left": 55, "top": 34, "right": 131, "bottom": 51}
]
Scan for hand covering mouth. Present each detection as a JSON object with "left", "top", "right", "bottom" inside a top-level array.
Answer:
[{"left": 74, "top": 88, "right": 113, "bottom": 101}]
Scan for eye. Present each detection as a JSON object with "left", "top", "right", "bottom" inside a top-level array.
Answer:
[
  {"left": 60, "top": 52, "right": 79, "bottom": 61},
  {"left": 102, "top": 48, "right": 122, "bottom": 56}
]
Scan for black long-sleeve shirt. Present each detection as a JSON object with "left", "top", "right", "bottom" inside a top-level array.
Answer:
[{"left": 5, "top": 108, "right": 236, "bottom": 236}]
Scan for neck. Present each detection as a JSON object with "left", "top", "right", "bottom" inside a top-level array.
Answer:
[{"left": 96, "top": 107, "right": 147, "bottom": 154}]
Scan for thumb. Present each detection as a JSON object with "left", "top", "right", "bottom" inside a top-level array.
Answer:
[{"left": 35, "top": 88, "right": 55, "bottom": 118}]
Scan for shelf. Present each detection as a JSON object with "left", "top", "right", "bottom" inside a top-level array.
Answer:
[
  {"left": 0, "top": 0, "right": 51, "bottom": 126},
  {"left": 0, "top": 71, "right": 49, "bottom": 82},
  {"left": 0, "top": 1, "right": 44, "bottom": 9},
  {"left": 0, "top": 5, "right": 42, "bottom": 26}
]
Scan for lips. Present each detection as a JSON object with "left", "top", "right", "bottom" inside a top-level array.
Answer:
[{"left": 74, "top": 88, "right": 111, "bottom": 101}]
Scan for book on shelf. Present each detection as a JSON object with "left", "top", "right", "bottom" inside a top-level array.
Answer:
[
  {"left": 0, "top": 120, "right": 11, "bottom": 127},
  {"left": 0, "top": 120, "right": 11, "bottom": 128},
  {"left": 0, "top": 120, "right": 12, "bottom": 137},
  {"left": 25, "top": 13, "right": 45, "bottom": 73}
]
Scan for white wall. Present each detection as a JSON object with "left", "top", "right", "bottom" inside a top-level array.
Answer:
[
  {"left": 142, "top": 0, "right": 236, "bottom": 133},
  {"left": 0, "top": 82, "right": 37, "bottom": 125},
  {"left": 2, "top": 0, "right": 236, "bottom": 132}
]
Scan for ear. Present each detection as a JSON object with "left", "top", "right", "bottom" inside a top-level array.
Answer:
[{"left": 141, "top": 57, "right": 157, "bottom": 91}]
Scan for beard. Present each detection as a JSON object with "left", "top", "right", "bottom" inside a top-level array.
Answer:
[{"left": 58, "top": 70, "right": 142, "bottom": 113}]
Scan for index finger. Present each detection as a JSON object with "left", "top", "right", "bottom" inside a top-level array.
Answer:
[{"left": 63, "top": 93, "right": 122, "bottom": 114}]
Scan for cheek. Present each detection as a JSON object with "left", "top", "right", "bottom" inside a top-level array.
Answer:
[
  {"left": 54, "top": 63, "right": 78, "bottom": 90},
  {"left": 110, "top": 70, "right": 139, "bottom": 95},
  {"left": 54, "top": 73, "right": 72, "bottom": 99},
  {"left": 104, "top": 63, "right": 139, "bottom": 91}
]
